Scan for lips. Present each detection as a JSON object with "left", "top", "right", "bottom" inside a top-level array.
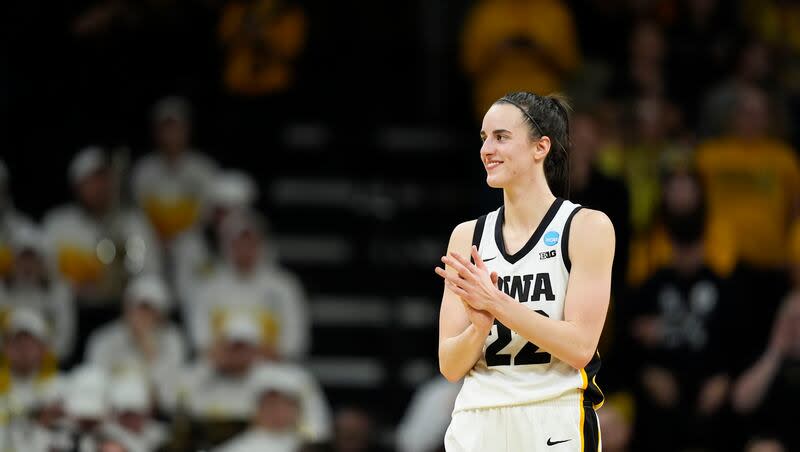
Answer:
[{"left": 485, "top": 161, "right": 503, "bottom": 170}]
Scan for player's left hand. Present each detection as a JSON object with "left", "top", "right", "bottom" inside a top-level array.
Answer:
[{"left": 436, "top": 245, "right": 502, "bottom": 313}]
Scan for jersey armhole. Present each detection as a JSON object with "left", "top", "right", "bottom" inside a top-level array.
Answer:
[
  {"left": 470, "top": 214, "right": 488, "bottom": 264},
  {"left": 562, "top": 207, "right": 583, "bottom": 272}
]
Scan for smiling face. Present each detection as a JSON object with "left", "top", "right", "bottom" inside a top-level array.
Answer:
[{"left": 480, "top": 103, "right": 549, "bottom": 189}]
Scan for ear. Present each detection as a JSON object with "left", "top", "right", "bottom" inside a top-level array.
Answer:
[{"left": 533, "top": 136, "right": 551, "bottom": 163}]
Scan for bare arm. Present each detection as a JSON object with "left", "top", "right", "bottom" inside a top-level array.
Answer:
[
  {"left": 732, "top": 349, "right": 782, "bottom": 414},
  {"left": 440, "top": 210, "right": 614, "bottom": 370},
  {"left": 437, "top": 220, "right": 494, "bottom": 382}
]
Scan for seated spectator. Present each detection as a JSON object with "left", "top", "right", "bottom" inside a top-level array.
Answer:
[
  {"left": 43, "top": 147, "right": 162, "bottom": 346},
  {"left": 214, "top": 362, "right": 331, "bottom": 452},
  {"left": 0, "top": 158, "right": 35, "bottom": 279},
  {"left": 85, "top": 274, "right": 187, "bottom": 409},
  {"left": 732, "top": 223, "right": 800, "bottom": 451},
  {"left": 0, "top": 308, "right": 62, "bottom": 420},
  {"left": 3, "top": 375, "right": 71, "bottom": 452},
  {"left": 628, "top": 168, "right": 733, "bottom": 452},
  {"left": 2, "top": 225, "right": 76, "bottom": 362},
  {"left": 63, "top": 365, "right": 111, "bottom": 452},
  {"left": 460, "top": 0, "right": 580, "bottom": 116},
  {"left": 190, "top": 210, "right": 309, "bottom": 360},
  {"left": 395, "top": 376, "right": 461, "bottom": 452},
  {"left": 627, "top": 150, "right": 737, "bottom": 285},
  {"left": 100, "top": 372, "right": 168, "bottom": 452},
  {"left": 132, "top": 96, "right": 218, "bottom": 243},
  {"left": 172, "top": 313, "right": 268, "bottom": 449},
  {"left": 695, "top": 84, "right": 800, "bottom": 270},
  {"left": 172, "top": 170, "right": 258, "bottom": 317}
]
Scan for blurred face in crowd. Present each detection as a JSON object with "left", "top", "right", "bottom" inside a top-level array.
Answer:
[
  {"left": 98, "top": 440, "right": 128, "bottom": 452},
  {"left": 117, "top": 410, "right": 148, "bottom": 434},
  {"left": 731, "top": 87, "right": 769, "bottom": 139},
  {"left": 215, "top": 339, "right": 259, "bottom": 375},
  {"left": 155, "top": 118, "right": 190, "bottom": 157},
  {"left": 255, "top": 390, "right": 300, "bottom": 432},
  {"left": 334, "top": 407, "right": 373, "bottom": 452},
  {"left": 231, "top": 228, "right": 263, "bottom": 274},
  {"left": 4, "top": 332, "right": 46, "bottom": 376},
  {"left": 738, "top": 40, "right": 771, "bottom": 83},
  {"left": 480, "top": 103, "right": 545, "bottom": 189},
  {"left": 76, "top": 168, "right": 113, "bottom": 214},
  {"left": 633, "top": 96, "right": 668, "bottom": 144},
  {"left": 12, "top": 249, "right": 47, "bottom": 285},
  {"left": 662, "top": 170, "right": 706, "bottom": 248},
  {"left": 124, "top": 301, "right": 162, "bottom": 335},
  {"left": 35, "top": 401, "right": 65, "bottom": 428}
]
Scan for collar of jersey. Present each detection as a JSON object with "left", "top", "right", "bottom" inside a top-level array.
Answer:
[{"left": 494, "top": 197, "right": 564, "bottom": 264}]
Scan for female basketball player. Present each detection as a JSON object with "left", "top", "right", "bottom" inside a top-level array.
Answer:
[{"left": 434, "top": 92, "right": 614, "bottom": 451}]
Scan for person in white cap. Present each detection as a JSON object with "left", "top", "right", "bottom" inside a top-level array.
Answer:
[
  {"left": 85, "top": 274, "right": 187, "bottom": 411},
  {"left": 100, "top": 372, "right": 168, "bottom": 452},
  {"left": 42, "top": 146, "right": 162, "bottom": 313},
  {"left": 131, "top": 96, "right": 218, "bottom": 243},
  {"left": 190, "top": 209, "right": 309, "bottom": 361},
  {"left": 395, "top": 376, "right": 462, "bottom": 452},
  {"left": 213, "top": 362, "right": 332, "bottom": 452},
  {"left": 168, "top": 312, "right": 269, "bottom": 449},
  {"left": 63, "top": 364, "right": 110, "bottom": 452},
  {"left": 0, "top": 158, "right": 35, "bottom": 280},
  {"left": 0, "top": 307, "right": 62, "bottom": 420},
  {"left": 1, "top": 224, "right": 76, "bottom": 362},
  {"left": 171, "top": 170, "right": 258, "bottom": 318}
]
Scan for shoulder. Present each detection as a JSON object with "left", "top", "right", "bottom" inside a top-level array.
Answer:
[
  {"left": 88, "top": 321, "right": 125, "bottom": 345},
  {"left": 568, "top": 209, "right": 615, "bottom": 261},
  {"left": 446, "top": 219, "right": 480, "bottom": 253},
  {"left": 42, "top": 205, "right": 79, "bottom": 227}
]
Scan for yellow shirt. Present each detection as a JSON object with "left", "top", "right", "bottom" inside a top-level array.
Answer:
[
  {"left": 461, "top": 0, "right": 580, "bottom": 114},
  {"left": 695, "top": 136, "right": 800, "bottom": 268}
]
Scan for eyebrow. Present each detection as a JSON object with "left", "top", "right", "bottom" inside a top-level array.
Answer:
[{"left": 480, "top": 129, "right": 512, "bottom": 137}]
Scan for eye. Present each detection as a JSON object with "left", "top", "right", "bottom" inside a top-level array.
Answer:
[{"left": 496, "top": 135, "right": 506, "bottom": 142}]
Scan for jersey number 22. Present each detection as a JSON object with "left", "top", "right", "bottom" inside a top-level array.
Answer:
[{"left": 485, "top": 310, "right": 552, "bottom": 366}]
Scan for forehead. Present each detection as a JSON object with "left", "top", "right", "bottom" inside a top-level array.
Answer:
[{"left": 481, "top": 103, "right": 527, "bottom": 132}]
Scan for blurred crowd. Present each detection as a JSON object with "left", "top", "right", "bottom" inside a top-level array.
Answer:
[{"left": 2, "top": 0, "right": 800, "bottom": 451}]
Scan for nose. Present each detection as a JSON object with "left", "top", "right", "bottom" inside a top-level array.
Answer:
[{"left": 480, "top": 140, "right": 495, "bottom": 161}]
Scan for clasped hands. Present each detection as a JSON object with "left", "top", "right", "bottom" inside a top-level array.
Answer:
[{"left": 435, "top": 245, "right": 504, "bottom": 318}]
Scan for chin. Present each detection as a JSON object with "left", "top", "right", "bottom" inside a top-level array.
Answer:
[{"left": 485, "top": 174, "right": 506, "bottom": 189}]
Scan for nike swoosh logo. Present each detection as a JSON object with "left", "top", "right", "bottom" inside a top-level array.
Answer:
[
  {"left": 547, "top": 438, "right": 571, "bottom": 446},
  {"left": 482, "top": 256, "right": 497, "bottom": 262}
]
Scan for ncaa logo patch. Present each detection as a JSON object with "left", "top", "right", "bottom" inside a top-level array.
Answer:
[{"left": 543, "top": 231, "right": 559, "bottom": 246}]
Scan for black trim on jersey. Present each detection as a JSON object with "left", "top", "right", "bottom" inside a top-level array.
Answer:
[
  {"left": 562, "top": 206, "right": 584, "bottom": 272},
  {"left": 583, "top": 351, "right": 604, "bottom": 409},
  {"left": 581, "top": 404, "right": 601, "bottom": 451},
  {"left": 470, "top": 215, "right": 488, "bottom": 264},
  {"left": 494, "top": 197, "right": 564, "bottom": 264}
]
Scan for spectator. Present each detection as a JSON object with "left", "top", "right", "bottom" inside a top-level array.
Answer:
[
  {"left": 395, "top": 376, "right": 461, "bottom": 452},
  {"left": 0, "top": 308, "right": 62, "bottom": 421},
  {"left": 731, "top": 222, "right": 800, "bottom": 451},
  {"left": 85, "top": 274, "right": 187, "bottom": 409},
  {"left": 627, "top": 149, "right": 737, "bottom": 286},
  {"left": 131, "top": 96, "right": 218, "bottom": 244},
  {"left": 628, "top": 168, "right": 733, "bottom": 451},
  {"left": 172, "top": 312, "right": 269, "bottom": 449},
  {"left": 3, "top": 376, "right": 72, "bottom": 452},
  {"left": 700, "top": 36, "right": 778, "bottom": 139},
  {"left": 608, "top": 20, "right": 668, "bottom": 99},
  {"left": 42, "top": 146, "right": 162, "bottom": 344},
  {"left": 460, "top": 0, "right": 580, "bottom": 117},
  {"left": 695, "top": 84, "right": 800, "bottom": 271},
  {"left": 172, "top": 170, "right": 258, "bottom": 318},
  {"left": 100, "top": 372, "right": 168, "bottom": 452},
  {"left": 0, "top": 158, "right": 35, "bottom": 279},
  {"left": 2, "top": 224, "right": 76, "bottom": 362},
  {"left": 190, "top": 210, "right": 309, "bottom": 360},
  {"left": 214, "top": 362, "right": 331, "bottom": 452},
  {"left": 63, "top": 365, "right": 110, "bottom": 447}
]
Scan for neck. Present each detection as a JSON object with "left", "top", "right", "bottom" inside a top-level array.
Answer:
[
  {"left": 672, "top": 240, "right": 705, "bottom": 276},
  {"left": 502, "top": 176, "right": 557, "bottom": 233}
]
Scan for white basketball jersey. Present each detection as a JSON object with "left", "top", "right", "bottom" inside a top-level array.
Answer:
[{"left": 452, "top": 198, "right": 603, "bottom": 413}]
